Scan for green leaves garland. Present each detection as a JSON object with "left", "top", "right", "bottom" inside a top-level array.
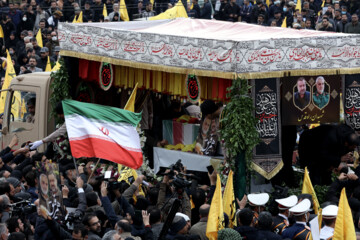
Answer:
[
  {"left": 219, "top": 78, "right": 260, "bottom": 170},
  {"left": 49, "top": 58, "right": 71, "bottom": 123}
]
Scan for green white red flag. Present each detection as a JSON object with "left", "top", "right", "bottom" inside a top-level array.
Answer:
[{"left": 62, "top": 99, "right": 143, "bottom": 169}]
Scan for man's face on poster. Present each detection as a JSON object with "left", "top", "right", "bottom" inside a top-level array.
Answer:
[
  {"left": 316, "top": 77, "right": 325, "bottom": 94},
  {"left": 48, "top": 173, "right": 58, "bottom": 193},
  {"left": 40, "top": 174, "right": 48, "bottom": 195},
  {"left": 297, "top": 79, "right": 306, "bottom": 96},
  {"left": 202, "top": 117, "right": 211, "bottom": 135}
]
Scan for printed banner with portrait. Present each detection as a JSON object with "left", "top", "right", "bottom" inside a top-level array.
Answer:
[
  {"left": 37, "top": 162, "right": 65, "bottom": 221},
  {"left": 251, "top": 78, "right": 283, "bottom": 180},
  {"left": 195, "top": 114, "right": 220, "bottom": 156},
  {"left": 281, "top": 75, "right": 341, "bottom": 125},
  {"left": 344, "top": 74, "right": 360, "bottom": 131}
]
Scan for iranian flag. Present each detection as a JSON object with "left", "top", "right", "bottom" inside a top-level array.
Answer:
[{"left": 62, "top": 99, "right": 143, "bottom": 169}]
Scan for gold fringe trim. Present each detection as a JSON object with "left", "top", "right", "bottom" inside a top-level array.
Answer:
[
  {"left": 61, "top": 50, "right": 236, "bottom": 79},
  {"left": 251, "top": 159, "right": 284, "bottom": 180},
  {"left": 61, "top": 50, "right": 360, "bottom": 79}
]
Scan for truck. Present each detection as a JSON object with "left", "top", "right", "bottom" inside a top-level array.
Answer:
[{"left": 1, "top": 72, "right": 54, "bottom": 151}]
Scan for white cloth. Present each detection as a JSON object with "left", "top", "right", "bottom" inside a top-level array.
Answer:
[
  {"left": 278, "top": 213, "right": 288, "bottom": 222},
  {"left": 153, "top": 147, "right": 212, "bottom": 173},
  {"left": 30, "top": 140, "right": 43, "bottom": 150},
  {"left": 320, "top": 225, "right": 334, "bottom": 239}
]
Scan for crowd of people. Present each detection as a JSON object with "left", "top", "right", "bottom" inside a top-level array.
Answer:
[{"left": 0, "top": 127, "right": 357, "bottom": 240}]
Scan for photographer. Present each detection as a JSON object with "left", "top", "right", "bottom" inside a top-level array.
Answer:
[{"left": 157, "top": 169, "right": 191, "bottom": 221}]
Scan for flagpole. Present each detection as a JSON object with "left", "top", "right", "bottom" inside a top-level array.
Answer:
[
  {"left": 87, "top": 158, "right": 101, "bottom": 184},
  {"left": 73, "top": 157, "right": 79, "bottom": 176}
]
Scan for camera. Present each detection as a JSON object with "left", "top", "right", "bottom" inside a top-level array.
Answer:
[
  {"left": 9, "top": 200, "right": 37, "bottom": 218},
  {"left": 172, "top": 177, "right": 191, "bottom": 190}
]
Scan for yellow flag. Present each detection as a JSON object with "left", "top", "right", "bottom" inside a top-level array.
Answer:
[
  {"left": 103, "top": 4, "right": 108, "bottom": 17},
  {"left": 52, "top": 60, "right": 61, "bottom": 72},
  {"left": 317, "top": 208, "right": 322, "bottom": 231},
  {"left": 36, "top": 29, "right": 43, "bottom": 48},
  {"left": 0, "top": 50, "right": 16, "bottom": 114},
  {"left": 120, "top": 0, "right": 129, "bottom": 21},
  {"left": 150, "top": 1, "right": 188, "bottom": 20},
  {"left": 223, "top": 170, "right": 236, "bottom": 228},
  {"left": 296, "top": 0, "right": 301, "bottom": 12},
  {"left": 318, "top": 0, "right": 325, "bottom": 16},
  {"left": 124, "top": 82, "right": 138, "bottom": 112},
  {"left": 72, "top": 15, "right": 77, "bottom": 23},
  {"left": 266, "top": 0, "right": 270, "bottom": 7},
  {"left": 0, "top": 25, "right": 4, "bottom": 38},
  {"left": 77, "top": 11, "right": 83, "bottom": 23},
  {"left": 333, "top": 188, "right": 356, "bottom": 240},
  {"left": 206, "top": 175, "right": 224, "bottom": 240},
  {"left": 281, "top": 17, "right": 287, "bottom": 28},
  {"left": 45, "top": 56, "right": 52, "bottom": 72},
  {"left": 302, "top": 167, "right": 320, "bottom": 214}
]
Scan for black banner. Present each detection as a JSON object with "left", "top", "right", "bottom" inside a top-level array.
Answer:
[
  {"left": 252, "top": 78, "right": 283, "bottom": 180},
  {"left": 344, "top": 74, "right": 360, "bottom": 131},
  {"left": 281, "top": 75, "right": 341, "bottom": 125}
]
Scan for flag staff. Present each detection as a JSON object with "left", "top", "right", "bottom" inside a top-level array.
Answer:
[{"left": 87, "top": 158, "right": 101, "bottom": 184}]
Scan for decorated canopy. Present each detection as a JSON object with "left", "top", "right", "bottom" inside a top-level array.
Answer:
[{"left": 59, "top": 18, "right": 360, "bottom": 79}]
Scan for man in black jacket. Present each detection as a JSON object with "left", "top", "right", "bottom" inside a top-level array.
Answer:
[{"left": 235, "top": 208, "right": 261, "bottom": 239}]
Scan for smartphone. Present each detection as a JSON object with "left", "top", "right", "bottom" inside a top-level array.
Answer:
[
  {"left": 207, "top": 165, "right": 214, "bottom": 174},
  {"left": 104, "top": 170, "right": 112, "bottom": 179}
]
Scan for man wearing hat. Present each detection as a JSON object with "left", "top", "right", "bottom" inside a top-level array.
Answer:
[
  {"left": 47, "top": 10, "right": 63, "bottom": 28},
  {"left": 319, "top": 205, "right": 338, "bottom": 240},
  {"left": 37, "top": 47, "right": 54, "bottom": 71},
  {"left": 83, "top": 1, "right": 95, "bottom": 22},
  {"left": 247, "top": 193, "right": 269, "bottom": 226},
  {"left": 53, "top": 46, "right": 61, "bottom": 61},
  {"left": 282, "top": 199, "right": 312, "bottom": 240},
  {"left": 272, "top": 195, "right": 298, "bottom": 235},
  {"left": 165, "top": 216, "right": 191, "bottom": 239}
]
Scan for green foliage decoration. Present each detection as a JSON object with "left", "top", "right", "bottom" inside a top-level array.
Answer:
[
  {"left": 219, "top": 78, "right": 260, "bottom": 170},
  {"left": 49, "top": 58, "right": 71, "bottom": 123}
]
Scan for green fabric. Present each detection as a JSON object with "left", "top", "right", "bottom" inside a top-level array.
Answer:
[
  {"left": 62, "top": 99, "right": 142, "bottom": 126},
  {"left": 313, "top": 92, "right": 329, "bottom": 109},
  {"left": 218, "top": 228, "right": 242, "bottom": 240}
]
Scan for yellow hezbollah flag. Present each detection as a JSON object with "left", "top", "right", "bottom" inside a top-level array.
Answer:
[
  {"left": 187, "top": 0, "right": 193, "bottom": 10},
  {"left": 72, "top": 15, "right": 77, "bottom": 23},
  {"left": 45, "top": 56, "right": 52, "bottom": 72},
  {"left": 223, "top": 170, "right": 236, "bottom": 228},
  {"left": 120, "top": 0, "right": 129, "bottom": 21},
  {"left": 266, "top": 0, "right": 270, "bottom": 6},
  {"left": 52, "top": 60, "right": 61, "bottom": 72},
  {"left": 333, "top": 188, "right": 356, "bottom": 240},
  {"left": 0, "top": 50, "right": 16, "bottom": 114},
  {"left": 150, "top": 1, "right": 188, "bottom": 20},
  {"left": 103, "top": 4, "right": 108, "bottom": 17},
  {"left": 77, "top": 11, "right": 83, "bottom": 23},
  {"left": 206, "top": 175, "right": 224, "bottom": 240},
  {"left": 36, "top": 29, "right": 43, "bottom": 48},
  {"left": 296, "top": 0, "right": 301, "bottom": 12},
  {"left": 0, "top": 25, "right": 4, "bottom": 38},
  {"left": 318, "top": 0, "right": 325, "bottom": 16},
  {"left": 124, "top": 83, "right": 138, "bottom": 112},
  {"left": 281, "top": 17, "right": 287, "bottom": 28},
  {"left": 302, "top": 167, "right": 320, "bottom": 214}
]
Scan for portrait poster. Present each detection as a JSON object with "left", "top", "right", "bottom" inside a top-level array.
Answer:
[
  {"left": 195, "top": 114, "right": 220, "bottom": 156},
  {"left": 37, "top": 162, "right": 65, "bottom": 221},
  {"left": 251, "top": 78, "right": 283, "bottom": 180},
  {"left": 344, "top": 74, "right": 360, "bottom": 131},
  {"left": 281, "top": 75, "right": 341, "bottom": 125}
]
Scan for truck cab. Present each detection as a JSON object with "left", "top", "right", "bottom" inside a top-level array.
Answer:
[{"left": 1, "top": 72, "right": 55, "bottom": 151}]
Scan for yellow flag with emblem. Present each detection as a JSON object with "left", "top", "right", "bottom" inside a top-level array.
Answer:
[
  {"left": 118, "top": 83, "right": 144, "bottom": 199},
  {"left": 223, "top": 170, "right": 236, "bottom": 228},
  {"left": 206, "top": 175, "right": 224, "bottom": 240},
  {"left": 296, "top": 0, "right": 301, "bottom": 12},
  {"left": 281, "top": 17, "right": 287, "bottom": 28},
  {"left": 333, "top": 188, "right": 356, "bottom": 240},
  {"left": 103, "top": 3, "right": 108, "bottom": 17},
  {"left": 0, "top": 50, "right": 16, "bottom": 114},
  {"left": 150, "top": 1, "right": 188, "bottom": 20},
  {"left": 36, "top": 29, "right": 43, "bottom": 48},
  {"left": 77, "top": 11, "right": 83, "bottom": 23},
  {"left": 0, "top": 25, "right": 4, "bottom": 38},
  {"left": 52, "top": 60, "right": 61, "bottom": 72},
  {"left": 302, "top": 167, "right": 320, "bottom": 214},
  {"left": 45, "top": 56, "right": 52, "bottom": 72},
  {"left": 120, "top": 0, "right": 130, "bottom": 21}
]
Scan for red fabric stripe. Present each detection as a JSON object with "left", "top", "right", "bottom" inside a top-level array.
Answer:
[
  {"left": 69, "top": 137, "right": 143, "bottom": 169},
  {"left": 172, "top": 121, "right": 183, "bottom": 144}
]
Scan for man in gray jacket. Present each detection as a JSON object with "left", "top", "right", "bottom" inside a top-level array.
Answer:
[{"left": 189, "top": 204, "right": 210, "bottom": 240}]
